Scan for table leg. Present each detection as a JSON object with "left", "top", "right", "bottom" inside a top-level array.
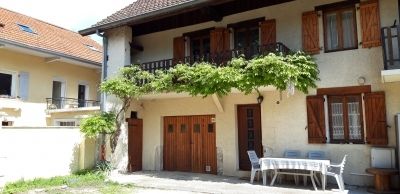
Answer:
[
  {"left": 270, "top": 169, "right": 278, "bottom": 186},
  {"left": 310, "top": 171, "right": 317, "bottom": 191},
  {"left": 322, "top": 173, "right": 326, "bottom": 191},
  {"left": 262, "top": 170, "right": 267, "bottom": 186}
]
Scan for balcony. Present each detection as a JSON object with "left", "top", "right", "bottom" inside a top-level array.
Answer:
[
  {"left": 381, "top": 26, "right": 400, "bottom": 82},
  {"left": 46, "top": 97, "right": 100, "bottom": 111},
  {"left": 140, "top": 43, "right": 290, "bottom": 73}
]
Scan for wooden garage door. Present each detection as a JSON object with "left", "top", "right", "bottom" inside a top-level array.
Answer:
[{"left": 163, "top": 115, "right": 216, "bottom": 174}]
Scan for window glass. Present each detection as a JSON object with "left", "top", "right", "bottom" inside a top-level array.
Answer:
[
  {"left": 324, "top": 7, "right": 357, "bottom": 52},
  {"left": 347, "top": 96, "right": 362, "bottom": 140},
  {"left": 235, "top": 29, "right": 246, "bottom": 49},
  {"left": 0, "top": 73, "right": 12, "bottom": 96},
  {"left": 190, "top": 34, "right": 210, "bottom": 62},
  {"left": 330, "top": 99, "right": 345, "bottom": 140},
  {"left": 328, "top": 94, "right": 363, "bottom": 143},
  {"left": 326, "top": 13, "right": 339, "bottom": 50},
  {"left": 342, "top": 10, "right": 356, "bottom": 48}
]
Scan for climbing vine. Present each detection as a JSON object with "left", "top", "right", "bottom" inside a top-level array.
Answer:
[{"left": 80, "top": 51, "right": 319, "bottom": 153}]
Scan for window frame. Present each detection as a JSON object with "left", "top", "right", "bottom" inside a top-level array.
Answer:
[
  {"left": 323, "top": 5, "right": 358, "bottom": 53},
  {"left": 189, "top": 34, "right": 211, "bottom": 60},
  {"left": 54, "top": 119, "right": 78, "bottom": 126},
  {"left": 327, "top": 94, "right": 364, "bottom": 144},
  {"left": 0, "top": 70, "right": 18, "bottom": 98}
]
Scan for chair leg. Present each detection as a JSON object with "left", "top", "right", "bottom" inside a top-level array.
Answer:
[
  {"left": 339, "top": 176, "right": 345, "bottom": 191},
  {"left": 257, "top": 170, "right": 260, "bottom": 182},
  {"left": 294, "top": 175, "right": 299, "bottom": 185},
  {"left": 250, "top": 169, "right": 256, "bottom": 183},
  {"left": 303, "top": 175, "right": 307, "bottom": 186},
  {"left": 313, "top": 173, "right": 321, "bottom": 186},
  {"left": 334, "top": 175, "right": 342, "bottom": 191}
]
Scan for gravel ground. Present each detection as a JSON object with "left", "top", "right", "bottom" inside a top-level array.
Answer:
[{"left": 110, "top": 171, "right": 369, "bottom": 194}]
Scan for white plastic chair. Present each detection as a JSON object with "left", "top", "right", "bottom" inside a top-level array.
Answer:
[
  {"left": 326, "top": 155, "right": 347, "bottom": 191},
  {"left": 247, "top": 150, "right": 261, "bottom": 184},
  {"left": 304, "top": 151, "right": 326, "bottom": 186},
  {"left": 284, "top": 150, "right": 301, "bottom": 158}
]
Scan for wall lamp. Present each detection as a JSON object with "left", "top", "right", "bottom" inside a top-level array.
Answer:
[
  {"left": 257, "top": 95, "right": 264, "bottom": 104},
  {"left": 256, "top": 89, "right": 264, "bottom": 104}
]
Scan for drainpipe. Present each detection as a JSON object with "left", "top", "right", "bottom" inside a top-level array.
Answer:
[
  {"left": 96, "top": 30, "right": 108, "bottom": 161},
  {"left": 96, "top": 30, "right": 108, "bottom": 112}
]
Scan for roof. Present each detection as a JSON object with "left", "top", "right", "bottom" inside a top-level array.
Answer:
[
  {"left": 0, "top": 7, "right": 102, "bottom": 65},
  {"left": 96, "top": 0, "right": 195, "bottom": 27},
  {"left": 80, "top": 0, "right": 221, "bottom": 35}
]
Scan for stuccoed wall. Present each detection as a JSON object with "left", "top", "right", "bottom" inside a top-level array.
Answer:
[{"left": 0, "top": 127, "right": 96, "bottom": 186}]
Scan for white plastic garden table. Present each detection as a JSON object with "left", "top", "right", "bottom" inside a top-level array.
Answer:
[{"left": 259, "top": 157, "right": 330, "bottom": 191}]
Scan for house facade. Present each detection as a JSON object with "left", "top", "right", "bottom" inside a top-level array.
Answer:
[
  {"left": 0, "top": 8, "right": 102, "bottom": 127},
  {"left": 81, "top": 0, "right": 400, "bottom": 186}
]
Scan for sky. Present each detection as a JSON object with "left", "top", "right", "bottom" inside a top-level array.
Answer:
[{"left": 0, "top": 0, "right": 135, "bottom": 43}]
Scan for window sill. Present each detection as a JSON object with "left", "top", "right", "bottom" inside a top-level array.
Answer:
[
  {"left": 324, "top": 47, "right": 358, "bottom": 53},
  {"left": 328, "top": 141, "right": 365, "bottom": 144}
]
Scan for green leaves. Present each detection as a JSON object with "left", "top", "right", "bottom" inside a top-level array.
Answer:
[
  {"left": 80, "top": 112, "right": 116, "bottom": 138},
  {"left": 100, "top": 65, "right": 154, "bottom": 100},
  {"left": 152, "top": 51, "right": 319, "bottom": 96},
  {"left": 84, "top": 51, "right": 319, "bottom": 144}
]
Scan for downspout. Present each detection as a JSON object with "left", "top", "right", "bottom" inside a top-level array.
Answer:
[
  {"left": 96, "top": 30, "right": 108, "bottom": 161},
  {"left": 96, "top": 30, "right": 108, "bottom": 112}
]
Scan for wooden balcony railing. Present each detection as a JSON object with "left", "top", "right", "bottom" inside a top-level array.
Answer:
[
  {"left": 382, "top": 25, "right": 400, "bottom": 70},
  {"left": 140, "top": 42, "right": 290, "bottom": 73},
  {"left": 46, "top": 97, "right": 100, "bottom": 110}
]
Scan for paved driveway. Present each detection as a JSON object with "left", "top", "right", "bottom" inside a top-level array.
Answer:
[{"left": 109, "top": 171, "right": 368, "bottom": 194}]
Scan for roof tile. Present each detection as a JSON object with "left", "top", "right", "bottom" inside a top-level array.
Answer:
[
  {"left": 93, "top": 0, "right": 196, "bottom": 28},
  {"left": 0, "top": 7, "right": 102, "bottom": 64}
]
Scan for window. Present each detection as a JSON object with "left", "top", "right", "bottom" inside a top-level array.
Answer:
[
  {"left": 55, "top": 120, "right": 77, "bottom": 126},
  {"left": 85, "top": 45, "right": 100, "bottom": 52},
  {"left": 184, "top": 29, "right": 211, "bottom": 62},
  {"left": 328, "top": 95, "right": 363, "bottom": 143},
  {"left": 306, "top": 86, "right": 388, "bottom": 145},
  {"left": 17, "top": 24, "right": 35, "bottom": 34},
  {"left": 0, "top": 73, "right": 12, "bottom": 97},
  {"left": 52, "top": 79, "right": 65, "bottom": 109},
  {"left": 78, "top": 84, "right": 87, "bottom": 108},
  {"left": 0, "top": 71, "right": 16, "bottom": 98},
  {"left": 230, "top": 18, "right": 262, "bottom": 58},
  {"left": 323, "top": 6, "right": 357, "bottom": 52},
  {"left": 190, "top": 35, "right": 210, "bottom": 62},
  {"left": 2, "top": 121, "right": 13, "bottom": 126}
]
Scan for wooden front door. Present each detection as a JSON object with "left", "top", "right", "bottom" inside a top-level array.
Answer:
[
  {"left": 163, "top": 115, "right": 216, "bottom": 174},
  {"left": 127, "top": 118, "right": 143, "bottom": 172},
  {"left": 237, "top": 104, "right": 262, "bottom": 170}
]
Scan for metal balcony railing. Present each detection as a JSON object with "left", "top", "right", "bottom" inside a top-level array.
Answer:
[
  {"left": 46, "top": 97, "right": 100, "bottom": 110},
  {"left": 140, "top": 42, "right": 291, "bottom": 73},
  {"left": 382, "top": 25, "right": 400, "bottom": 70}
]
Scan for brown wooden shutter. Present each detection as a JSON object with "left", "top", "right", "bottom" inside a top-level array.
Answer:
[
  {"left": 306, "top": 95, "right": 326, "bottom": 143},
  {"left": 302, "top": 11, "right": 320, "bottom": 54},
  {"left": 210, "top": 28, "right": 230, "bottom": 54},
  {"left": 364, "top": 92, "right": 388, "bottom": 145},
  {"left": 260, "top": 19, "right": 276, "bottom": 45},
  {"left": 360, "top": 0, "right": 381, "bottom": 48},
  {"left": 173, "top": 36, "right": 185, "bottom": 63}
]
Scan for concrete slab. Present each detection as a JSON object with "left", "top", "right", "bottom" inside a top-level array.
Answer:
[{"left": 109, "top": 171, "right": 370, "bottom": 194}]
